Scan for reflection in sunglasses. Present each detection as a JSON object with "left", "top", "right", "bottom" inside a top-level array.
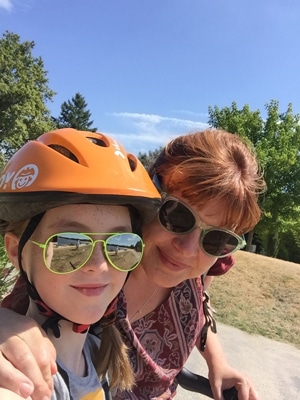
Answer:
[
  {"left": 31, "top": 232, "right": 144, "bottom": 274},
  {"left": 158, "top": 197, "right": 246, "bottom": 258}
]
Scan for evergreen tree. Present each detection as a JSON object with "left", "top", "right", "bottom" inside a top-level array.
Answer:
[
  {"left": 138, "top": 147, "right": 163, "bottom": 171},
  {"left": 53, "top": 92, "right": 97, "bottom": 131}
]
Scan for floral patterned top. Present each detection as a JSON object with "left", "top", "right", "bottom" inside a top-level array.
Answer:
[{"left": 114, "top": 277, "right": 205, "bottom": 400}]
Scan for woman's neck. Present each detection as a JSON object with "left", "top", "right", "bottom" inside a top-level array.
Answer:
[
  {"left": 124, "top": 266, "right": 171, "bottom": 323},
  {"left": 27, "top": 301, "right": 87, "bottom": 376}
]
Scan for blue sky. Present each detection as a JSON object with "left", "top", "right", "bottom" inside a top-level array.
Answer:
[{"left": 1, "top": 0, "right": 300, "bottom": 155}]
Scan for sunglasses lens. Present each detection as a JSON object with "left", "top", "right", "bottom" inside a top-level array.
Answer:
[
  {"left": 159, "top": 200, "right": 195, "bottom": 233},
  {"left": 158, "top": 198, "right": 243, "bottom": 258},
  {"left": 46, "top": 233, "right": 93, "bottom": 273},
  {"left": 45, "top": 233, "right": 144, "bottom": 273},
  {"left": 105, "top": 233, "right": 144, "bottom": 271},
  {"left": 202, "top": 230, "right": 239, "bottom": 257}
]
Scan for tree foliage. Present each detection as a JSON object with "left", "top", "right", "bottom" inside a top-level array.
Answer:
[
  {"left": 208, "top": 100, "right": 300, "bottom": 258},
  {"left": 53, "top": 92, "right": 97, "bottom": 131},
  {"left": 0, "top": 235, "right": 16, "bottom": 302},
  {"left": 138, "top": 147, "right": 163, "bottom": 171},
  {"left": 0, "top": 31, "right": 55, "bottom": 161}
]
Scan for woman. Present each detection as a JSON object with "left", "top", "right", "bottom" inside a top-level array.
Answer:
[
  {"left": 0, "top": 128, "right": 160, "bottom": 399},
  {"left": 0, "top": 129, "right": 265, "bottom": 399},
  {"left": 115, "top": 130, "right": 265, "bottom": 399}
]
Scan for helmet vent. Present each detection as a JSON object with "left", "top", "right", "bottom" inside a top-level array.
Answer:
[
  {"left": 48, "top": 145, "right": 79, "bottom": 163},
  {"left": 128, "top": 155, "right": 137, "bottom": 171},
  {"left": 87, "top": 137, "right": 108, "bottom": 147}
]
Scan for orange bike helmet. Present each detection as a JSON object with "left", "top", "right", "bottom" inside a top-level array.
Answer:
[{"left": 0, "top": 128, "right": 161, "bottom": 224}]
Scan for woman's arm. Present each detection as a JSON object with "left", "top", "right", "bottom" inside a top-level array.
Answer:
[
  {"left": 199, "top": 329, "right": 259, "bottom": 400},
  {"left": 0, "top": 308, "right": 56, "bottom": 400}
]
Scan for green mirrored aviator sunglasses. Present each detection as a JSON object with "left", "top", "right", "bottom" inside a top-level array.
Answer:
[{"left": 30, "top": 232, "right": 145, "bottom": 274}]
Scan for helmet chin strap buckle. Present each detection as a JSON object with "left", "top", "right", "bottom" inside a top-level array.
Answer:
[
  {"left": 34, "top": 298, "right": 90, "bottom": 337},
  {"left": 73, "top": 323, "right": 90, "bottom": 334}
]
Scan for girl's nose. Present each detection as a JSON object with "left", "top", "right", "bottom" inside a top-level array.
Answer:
[
  {"left": 81, "top": 242, "right": 108, "bottom": 272},
  {"left": 171, "top": 229, "right": 200, "bottom": 256}
]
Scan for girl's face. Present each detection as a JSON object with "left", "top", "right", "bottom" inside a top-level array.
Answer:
[
  {"left": 141, "top": 191, "right": 228, "bottom": 288},
  {"left": 20, "top": 204, "right": 131, "bottom": 325}
]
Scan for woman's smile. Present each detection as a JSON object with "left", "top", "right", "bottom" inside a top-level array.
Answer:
[{"left": 158, "top": 247, "right": 191, "bottom": 273}]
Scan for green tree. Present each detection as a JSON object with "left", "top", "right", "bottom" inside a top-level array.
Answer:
[
  {"left": 0, "top": 31, "right": 55, "bottom": 161},
  {"left": 0, "top": 235, "right": 16, "bottom": 302},
  {"left": 208, "top": 100, "right": 300, "bottom": 258},
  {"left": 53, "top": 92, "right": 97, "bottom": 131},
  {"left": 276, "top": 223, "right": 300, "bottom": 263},
  {"left": 138, "top": 147, "right": 163, "bottom": 171}
]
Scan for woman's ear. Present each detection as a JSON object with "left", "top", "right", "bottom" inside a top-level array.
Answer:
[{"left": 4, "top": 232, "right": 20, "bottom": 270}]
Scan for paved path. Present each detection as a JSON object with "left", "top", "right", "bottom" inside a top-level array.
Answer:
[{"left": 176, "top": 323, "right": 300, "bottom": 400}]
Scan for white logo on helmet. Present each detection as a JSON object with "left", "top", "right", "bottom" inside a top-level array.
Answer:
[
  {"left": 114, "top": 150, "right": 125, "bottom": 159},
  {"left": 0, "top": 164, "right": 38, "bottom": 190},
  {"left": 112, "top": 140, "right": 126, "bottom": 159}
]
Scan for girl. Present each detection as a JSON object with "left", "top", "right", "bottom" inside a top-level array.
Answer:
[{"left": 0, "top": 128, "right": 160, "bottom": 399}]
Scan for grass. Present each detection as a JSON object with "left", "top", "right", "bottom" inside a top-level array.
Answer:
[{"left": 209, "top": 250, "right": 300, "bottom": 349}]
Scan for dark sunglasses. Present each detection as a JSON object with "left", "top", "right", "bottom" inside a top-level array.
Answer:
[
  {"left": 158, "top": 197, "right": 246, "bottom": 258},
  {"left": 30, "top": 232, "right": 144, "bottom": 274}
]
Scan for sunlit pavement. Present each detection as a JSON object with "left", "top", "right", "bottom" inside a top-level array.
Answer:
[{"left": 176, "top": 323, "right": 300, "bottom": 400}]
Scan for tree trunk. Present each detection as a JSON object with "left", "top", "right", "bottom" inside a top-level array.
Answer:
[{"left": 245, "top": 229, "right": 254, "bottom": 252}]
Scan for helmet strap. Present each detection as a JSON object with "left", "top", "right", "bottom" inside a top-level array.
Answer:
[{"left": 18, "top": 213, "right": 90, "bottom": 337}]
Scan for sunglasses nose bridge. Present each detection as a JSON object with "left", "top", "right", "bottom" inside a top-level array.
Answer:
[
  {"left": 81, "top": 239, "right": 107, "bottom": 269},
  {"left": 172, "top": 227, "right": 201, "bottom": 254}
]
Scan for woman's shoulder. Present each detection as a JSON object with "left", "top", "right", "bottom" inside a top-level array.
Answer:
[{"left": 206, "top": 255, "right": 234, "bottom": 276}]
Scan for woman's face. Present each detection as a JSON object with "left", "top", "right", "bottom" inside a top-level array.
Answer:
[
  {"left": 21, "top": 204, "right": 131, "bottom": 325},
  {"left": 141, "top": 191, "right": 228, "bottom": 288}
]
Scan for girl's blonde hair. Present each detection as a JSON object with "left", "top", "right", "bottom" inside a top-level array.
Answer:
[{"left": 97, "top": 323, "right": 134, "bottom": 390}]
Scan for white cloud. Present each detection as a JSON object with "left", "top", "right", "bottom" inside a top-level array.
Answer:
[
  {"left": 112, "top": 112, "right": 208, "bottom": 130},
  {"left": 0, "top": 0, "right": 34, "bottom": 12},
  {"left": 0, "top": 0, "right": 12, "bottom": 11},
  {"left": 107, "top": 111, "right": 209, "bottom": 155},
  {"left": 170, "top": 109, "right": 209, "bottom": 119}
]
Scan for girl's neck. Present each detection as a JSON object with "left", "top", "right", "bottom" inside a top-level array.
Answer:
[{"left": 27, "top": 301, "right": 88, "bottom": 376}]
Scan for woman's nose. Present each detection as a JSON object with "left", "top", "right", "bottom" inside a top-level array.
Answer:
[{"left": 171, "top": 229, "right": 200, "bottom": 256}]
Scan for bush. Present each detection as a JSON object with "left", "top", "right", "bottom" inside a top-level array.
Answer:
[{"left": 0, "top": 236, "right": 16, "bottom": 301}]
